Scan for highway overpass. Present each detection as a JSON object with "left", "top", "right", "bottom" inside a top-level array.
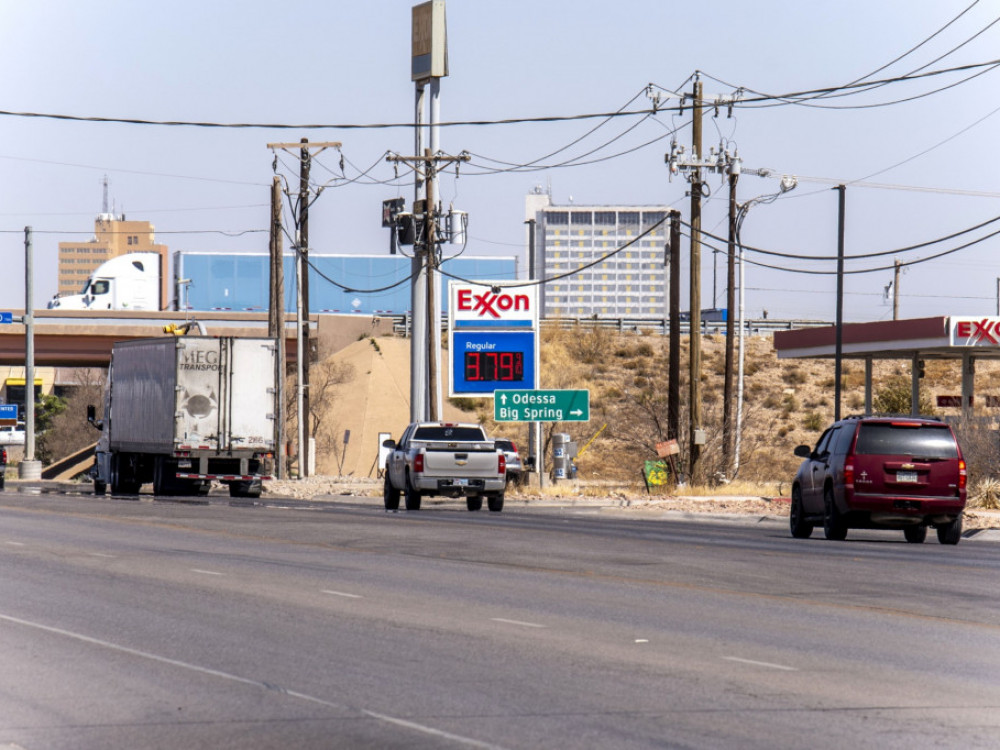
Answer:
[{"left": 0, "top": 310, "right": 398, "bottom": 367}]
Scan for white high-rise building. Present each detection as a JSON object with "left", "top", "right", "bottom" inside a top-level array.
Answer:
[{"left": 525, "top": 188, "right": 670, "bottom": 319}]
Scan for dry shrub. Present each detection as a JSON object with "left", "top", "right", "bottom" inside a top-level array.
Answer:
[{"left": 968, "top": 477, "right": 1000, "bottom": 510}]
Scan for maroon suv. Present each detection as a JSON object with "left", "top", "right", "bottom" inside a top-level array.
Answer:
[{"left": 791, "top": 416, "right": 966, "bottom": 544}]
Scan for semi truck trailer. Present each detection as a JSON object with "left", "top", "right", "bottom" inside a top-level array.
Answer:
[{"left": 88, "top": 336, "right": 277, "bottom": 498}]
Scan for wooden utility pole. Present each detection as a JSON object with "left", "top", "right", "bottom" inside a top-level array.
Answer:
[
  {"left": 668, "top": 210, "right": 681, "bottom": 442},
  {"left": 268, "top": 176, "right": 286, "bottom": 479},
  {"left": 688, "top": 78, "right": 704, "bottom": 482},
  {"left": 266, "top": 140, "right": 340, "bottom": 477}
]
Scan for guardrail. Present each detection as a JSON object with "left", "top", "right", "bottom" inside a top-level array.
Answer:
[{"left": 390, "top": 315, "right": 830, "bottom": 337}]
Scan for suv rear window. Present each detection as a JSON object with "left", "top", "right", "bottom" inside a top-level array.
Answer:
[
  {"left": 413, "top": 426, "right": 486, "bottom": 442},
  {"left": 854, "top": 423, "right": 958, "bottom": 459}
]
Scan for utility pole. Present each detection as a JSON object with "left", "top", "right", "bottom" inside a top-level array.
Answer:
[
  {"left": 892, "top": 259, "right": 901, "bottom": 320},
  {"left": 387, "top": 149, "right": 470, "bottom": 420},
  {"left": 268, "top": 176, "right": 286, "bottom": 479},
  {"left": 668, "top": 211, "right": 681, "bottom": 442},
  {"left": 266, "top": 140, "right": 340, "bottom": 478},
  {"left": 20, "top": 227, "right": 40, "bottom": 479},
  {"left": 723, "top": 163, "right": 739, "bottom": 472},
  {"left": 688, "top": 77, "right": 704, "bottom": 482},
  {"left": 298, "top": 139, "right": 312, "bottom": 477},
  {"left": 834, "top": 185, "right": 846, "bottom": 422}
]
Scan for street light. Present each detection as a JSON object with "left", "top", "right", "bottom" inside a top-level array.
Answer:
[{"left": 733, "top": 175, "right": 797, "bottom": 475}]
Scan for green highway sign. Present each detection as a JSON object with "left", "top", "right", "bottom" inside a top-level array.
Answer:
[{"left": 494, "top": 389, "right": 590, "bottom": 422}]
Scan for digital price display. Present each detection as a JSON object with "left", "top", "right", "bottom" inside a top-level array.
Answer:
[
  {"left": 464, "top": 350, "right": 524, "bottom": 382},
  {"left": 450, "top": 330, "right": 537, "bottom": 396}
]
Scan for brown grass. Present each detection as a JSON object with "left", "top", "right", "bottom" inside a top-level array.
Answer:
[{"left": 480, "top": 329, "right": 1000, "bottom": 491}]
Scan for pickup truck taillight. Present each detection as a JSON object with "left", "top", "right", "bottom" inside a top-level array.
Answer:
[
  {"left": 498, "top": 453, "right": 506, "bottom": 475},
  {"left": 414, "top": 453, "right": 424, "bottom": 474}
]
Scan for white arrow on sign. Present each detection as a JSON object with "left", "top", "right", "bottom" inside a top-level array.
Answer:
[
  {"left": 500, "top": 394, "right": 508, "bottom": 404},
  {"left": 570, "top": 409, "right": 583, "bottom": 416}
]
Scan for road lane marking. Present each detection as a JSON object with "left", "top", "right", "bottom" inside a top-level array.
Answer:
[
  {"left": 723, "top": 656, "right": 798, "bottom": 671},
  {"left": 4, "top": 541, "right": 25, "bottom": 546},
  {"left": 322, "top": 589, "right": 362, "bottom": 599},
  {"left": 0, "top": 612, "right": 508, "bottom": 750},
  {"left": 190, "top": 569, "right": 223, "bottom": 576},
  {"left": 490, "top": 618, "right": 546, "bottom": 629},
  {"left": 89, "top": 553, "right": 116, "bottom": 558}
]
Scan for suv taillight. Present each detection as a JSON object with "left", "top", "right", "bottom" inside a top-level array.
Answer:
[
  {"left": 844, "top": 455, "right": 855, "bottom": 490},
  {"left": 958, "top": 459, "right": 967, "bottom": 490},
  {"left": 510, "top": 442, "right": 518, "bottom": 454},
  {"left": 498, "top": 453, "right": 506, "bottom": 475},
  {"left": 414, "top": 453, "right": 424, "bottom": 474}
]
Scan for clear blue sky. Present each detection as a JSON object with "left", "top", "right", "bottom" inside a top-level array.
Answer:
[{"left": 1, "top": 0, "right": 998, "bottom": 322}]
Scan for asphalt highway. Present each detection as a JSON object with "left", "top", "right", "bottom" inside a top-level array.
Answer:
[{"left": 1, "top": 489, "right": 998, "bottom": 749}]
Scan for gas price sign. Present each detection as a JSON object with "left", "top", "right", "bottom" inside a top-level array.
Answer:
[{"left": 450, "top": 330, "right": 537, "bottom": 396}]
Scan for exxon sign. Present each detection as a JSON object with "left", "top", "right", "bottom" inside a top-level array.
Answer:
[
  {"left": 449, "top": 280, "right": 537, "bottom": 329},
  {"left": 950, "top": 316, "right": 1000, "bottom": 347}
]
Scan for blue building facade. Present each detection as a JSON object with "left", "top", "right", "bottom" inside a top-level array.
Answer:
[{"left": 174, "top": 252, "right": 518, "bottom": 315}]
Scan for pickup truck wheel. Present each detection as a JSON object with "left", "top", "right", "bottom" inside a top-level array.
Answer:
[
  {"left": 487, "top": 493, "right": 504, "bottom": 512},
  {"left": 383, "top": 473, "right": 400, "bottom": 511},
  {"left": 404, "top": 475, "right": 422, "bottom": 511},
  {"left": 937, "top": 516, "right": 962, "bottom": 545},
  {"left": 93, "top": 480, "right": 107, "bottom": 496},
  {"left": 904, "top": 525, "right": 927, "bottom": 544},
  {"left": 466, "top": 495, "right": 483, "bottom": 512}
]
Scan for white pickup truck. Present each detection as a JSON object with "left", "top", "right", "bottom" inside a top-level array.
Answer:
[{"left": 382, "top": 422, "right": 507, "bottom": 512}]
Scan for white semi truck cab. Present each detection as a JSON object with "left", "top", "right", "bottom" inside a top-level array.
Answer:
[{"left": 48, "top": 252, "right": 162, "bottom": 311}]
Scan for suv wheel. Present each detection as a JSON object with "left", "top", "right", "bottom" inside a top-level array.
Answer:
[
  {"left": 936, "top": 516, "right": 962, "bottom": 545},
  {"left": 903, "top": 525, "right": 927, "bottom": 544},
  {"left": 790, "top": 486, "right": 813, "bottom": 539},
  {"left": 823, "top": 487, "right": 848, "bottom": 541}
]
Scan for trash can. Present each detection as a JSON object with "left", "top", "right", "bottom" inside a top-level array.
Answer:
[{"left": 552, "top": 433, "right": 570, "bottom": 481}]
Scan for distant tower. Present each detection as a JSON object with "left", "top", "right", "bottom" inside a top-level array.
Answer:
[{"left": 102, "top": 175, "right": 110, "bottom": 214}]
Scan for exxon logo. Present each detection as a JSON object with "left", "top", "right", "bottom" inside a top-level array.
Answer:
[
  {"left": 955, "top": 318, "right": 1000, "bottom": 346},
  {"left": 456, "top": 288, "right": 531, "bottom": 319}
]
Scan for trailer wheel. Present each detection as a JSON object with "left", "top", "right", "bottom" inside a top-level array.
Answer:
[
  {"left": 111, "top": 454, "right": 140, "bottom": 495},
  {"left": 229, "top": 480, "right": 261, "bottom": 499},
  {"left": 153, "top": 457, "right": 181, "bottom": 496}
]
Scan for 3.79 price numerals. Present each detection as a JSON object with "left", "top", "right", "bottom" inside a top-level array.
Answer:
[{"left": 464, "top": 351, "right": 524, "bottom": 382}]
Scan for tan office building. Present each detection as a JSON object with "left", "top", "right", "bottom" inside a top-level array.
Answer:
[{"left": 56, "top": 214, "right": 169, "bottom": 308}]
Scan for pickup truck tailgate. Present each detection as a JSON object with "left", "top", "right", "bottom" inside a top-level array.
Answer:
[{"left": 420, "top": 443, "right": 499, "bottom": 478}]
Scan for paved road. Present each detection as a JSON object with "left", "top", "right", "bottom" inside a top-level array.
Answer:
[{"left": 1, "top": 490, "right": 998, "bottom": 749}]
